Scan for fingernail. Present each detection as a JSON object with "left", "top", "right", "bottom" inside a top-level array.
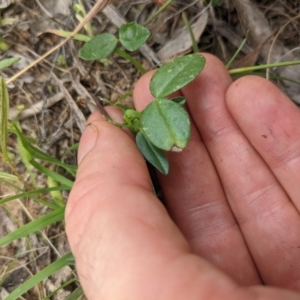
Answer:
[{"left": 78, "top": 123, "right": 98, "bottom": 164}]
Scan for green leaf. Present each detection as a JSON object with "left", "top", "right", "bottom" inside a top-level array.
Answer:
[
  {"left": 141, "top": 98, "right": 190, "bottom": 151},
  {"left": 136, "top": 132, "right": 169, "bottom": 175},
  {"left": 30, "top": 160, "right": 73, "bottom": 188},
  {"left": 43, "top": 278, "right": 77, "bottom": 300},
  {"left": 0, "top": 57, "right": 20, "bottom": 71},
  {"left": 0, "top": 207, "right": 65, "bottom": 247},
  {"left": 0, "top": 172, "right": 19, "bottom": 181},
  {"left": 0, "top": 185, "right": 70, "bottom": 207},
  {"left": 79, "top": 33, "right": 117, "bottom": 60},
  {"left": 16, "top": 123, "right": 38, "bottom": 188},
  {"left": 12, "top": 122, "right": 77, "bottom": 176},
  {"left": 0, "top": 77, "right": 9, "bottom": 162},
  {"left": 119, "top": 22, "right": 150, "bottom": 51},
  {"left": 171, "top": 96, "right": 186, "bottom": 106},
  {"left": 5, "top": 252, "right": 73, "bottom": 300},
  {"left": 150, "top": 54, "right": 206, "bottom": 98},
  {"left": 65, "top": 287, "right": 84, "bottom": 300}
]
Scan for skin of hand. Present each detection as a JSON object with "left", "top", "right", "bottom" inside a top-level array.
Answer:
[{"left": 65, "top": 53, "right": 300, "bottom": 299}]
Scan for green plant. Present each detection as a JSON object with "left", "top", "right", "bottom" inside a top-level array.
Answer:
[
  {"left": 73, "top": 0, "right": 94, "bottom": 37},
  {"left": 0, "top": 75, "right": 78, "bottom": 298},
  {"left": 77, "top": 23, "right": 206, "bottom": 174},
  {"left": 123, "top": 54, "right": 205, "bottom": 174},
  {"left": 3, "top": 1, "right": 300, "bottom": 298},
  {"left": 41, "top": 23, "right": 207, "bottom": 175}
]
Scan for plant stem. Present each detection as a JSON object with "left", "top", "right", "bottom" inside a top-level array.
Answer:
[
  {"left": 114, "top": 48, "right": 146, "bottom": 74},
  {"left": 144, "top": 0, "right": 173, "bottom": 26},
  {"left": 182, "top": 12, "right": 198, "bottom": 54},
  {"left": 226, "top": 32, "right": 248, "bottom": 69},
  {"left": 229, "top": 60, "right": 300, "bottom": 75},
  {"left": 118, "top": 90, "right": 133, "bottom": 101}
]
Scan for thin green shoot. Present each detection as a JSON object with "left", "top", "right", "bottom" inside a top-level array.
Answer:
[
  {"left": 47, "top": 176, "right": 65, "bottom": 207},
  {"left": 45, "top": 29, "right": 91, "bottom": 42},
  {"left": 0, "top": 77, "right": 10, "bottom": 163},
  {"left": 43, "top": 278, "right": 78, "bottom": 300},
  {"left": 118, "top": 90, "right": 133, "bottom": 102},
  {"left": 73, "top": 0, "right": 94, "bottom": 36},
  {"left": 0, "top": 206, "right": 65, "bottom": 248},
  {"left": 16, "top": 125, "right": 38, "bottom": 188},
  {"left": 114, "top": 48, "right": 146, "bottom": 74},
  {"left": 65, "top": 287, "right": 84, "bottom": 300},
  {"left": 0, "top": 171, "right": 19, "bottom": 181},
  {"left": 30, "top": 160, "right": 73, "bottom": 188},
  {"left": 61, "top": 143, "right": 79, "bottom": 164},
  {"left": 100, "top": 98, "right": 132, "bottom": 110},
  {"left": 12, "top": 123, "right": 77, "bottom": 176},
  {"left": 0, "top": 198, "right": 63, "bottom": 264},
  {"left": 0, "top": 256, "right": 19, "bottom": 287},
  {"left": 144, "top": 0, "right": 173, "bottom": 26},
  {"left": 0, "top": 57, "right": 21, "bottom": 71},
  {"left": 182, "top": 12, "right": 199, "bottom": 54},
  {"left": 226, "top": 32, "right": 248, "bottom": 69},
  {"left": 229, "top": 60, "right": 300, "bottom": 75},
  {"left": 5, "top": 252, "right": 74, "bottom": 300},
  {"left": 0, "top": 184, "right": 69, "bottom": 208}
]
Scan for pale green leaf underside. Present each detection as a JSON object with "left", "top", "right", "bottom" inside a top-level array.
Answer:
[
  {"left": 136, "top": 132, "right": 169, "bottom": 175},
  {"left": 141, "top": 98, "right": 190, "bottom": 151}
]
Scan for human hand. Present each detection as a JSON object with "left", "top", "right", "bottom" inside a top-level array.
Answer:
[{"left": 65, "top": 54, "right": 300, "bottom": 299}]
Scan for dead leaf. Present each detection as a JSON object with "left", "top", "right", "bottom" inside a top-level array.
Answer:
[{"left": 157, "top": 10, "right": 208, "bottom": 61}]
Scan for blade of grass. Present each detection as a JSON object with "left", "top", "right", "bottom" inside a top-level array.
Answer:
[
  {"left": 0, "top": 172, "right": 19, "bottom": 181},
  {"left": 15, "top": 124, "right": 38, "bottom": 188},
  {"left": 30, "top": 160, "right": 73, "bottom": 188},
  {"left": 61, "top": 143, "right": 79, "bottom": 164},
  {"left": 0, "top": 206, "right": 65, "bottom": 247},
  {"left": 182, "top": 12, "right": 198, "bottom": 54},
  {"left": 0, "top": 57, "right": 20, "bottom": 71},
  {"left": 0, "top": 77, "right": 10, "bottom": 163},
  {"left": 226, "top": 33, "right": 248, "bottom": 69},
  {"left": 44, "top": 29, "right": 91, "bottom": 42},
  {"left": 74, "top": 0, "right": 94, "bottom": 36},
  {"left": 144, "top": 0, "right": 173, "bottom": 26},
  {"left": 229, "top": 60, "right": 300, "bottom": 75},
  {"left": 47, "top": 176, "right": 65, "bottom": 207},
  {"left": 12, "top": 122, "right": 77, "bottom": 176},
  {"left": 0, "top": 181, "right": 69, "bottom": 208},
  {"left": 5, "top": 252, "right": 73, "bottom": 300},
  {"left": 65, "top": 287, "right": 84, "bottom": 300},
  {"left": 43, "top": 278, "right": 77, "bottom": 300}
]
